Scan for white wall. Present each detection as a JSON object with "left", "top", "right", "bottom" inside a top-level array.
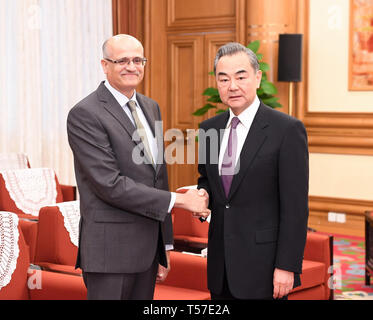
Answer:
[{"left": 308, "top": 0, "right": 373, "bottom": 201}]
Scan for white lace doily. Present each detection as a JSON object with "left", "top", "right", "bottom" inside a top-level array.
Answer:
[
  {"left": 0, "top": 153, "right": 28, "bottom": 170},
  {"left": 0, "top": 212, "right": 20, "bottom": 290},
  {"left": 0, "top": 168, "right": 57, "bottom": 216},
  {"left": 55, "top": 201, "right": 80, "bottom": 247}
]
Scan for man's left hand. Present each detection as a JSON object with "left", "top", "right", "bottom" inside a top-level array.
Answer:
[
  {"left": 273, "top": 268, "right": 294, "bottom": 299},
  {"left": 156, "top": 251, "right": 171, "bottom": 282}
]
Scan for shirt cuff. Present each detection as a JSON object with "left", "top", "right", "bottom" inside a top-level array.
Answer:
[
  {"left": 168, "top": 192, "right": 176, "bottom": 213},
  {"left": 165, "top": 244, "right": 174, "bottom": 251}
]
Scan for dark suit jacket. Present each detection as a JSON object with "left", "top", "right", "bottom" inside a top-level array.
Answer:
[
  {"left": 67, "top": 82, "right": 173, "bottom": 274},
  {"left": 197, "top": 102, "right": 309, "bottom": 299}
]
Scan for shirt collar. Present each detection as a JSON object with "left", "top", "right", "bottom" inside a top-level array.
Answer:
[
  {"left": 227, "top": 95, "right": 260, "bottom": 129},
  {"left": 104, "top": 80, "right": 138, "bottom": 108}
]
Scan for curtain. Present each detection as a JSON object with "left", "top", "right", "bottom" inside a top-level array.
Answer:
[{"left": 0, "top": 0, "right": 113, "bottom": 185}]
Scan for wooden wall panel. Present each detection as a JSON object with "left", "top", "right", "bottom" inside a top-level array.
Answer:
[
  {"left": 167, "top": 0, "right": 235, "bottom": 30},
  {"left": 204, "top": 32, "right": 236, "bottom": 118},
  {"left": 168, "top": 36, "right": 204, "bottom": 130},
  {"left": 164, "top": 0, "right": 237, "bottom": 190},
  {"left": 166, "top": 36, "right": 204, "bottom": 190},
  {"left": 165, "top": 32, "right": 236, "bottom": 190}
]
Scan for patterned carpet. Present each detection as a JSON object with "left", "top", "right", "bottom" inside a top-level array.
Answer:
[{"left": 333, "top": 234, "right": 373, "bottom": 300}]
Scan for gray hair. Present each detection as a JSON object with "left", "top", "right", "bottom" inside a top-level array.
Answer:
[
  {"left": 214, "top": 42, "right": 259, "bottom": 75},
  {"left": 102, "top": 38, "right": 111, "bottom": 58}
]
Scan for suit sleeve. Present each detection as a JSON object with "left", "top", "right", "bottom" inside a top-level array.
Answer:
[
  {"left": 275, "top": 119, "right": 309, "bottom": 274},
  {"left": 67, "top": 105, "right": 171, "bottom": 222}
]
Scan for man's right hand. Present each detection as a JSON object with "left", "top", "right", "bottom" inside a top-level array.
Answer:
[{"left": 174, "top": 189, "right": 210, "bottom": 218}]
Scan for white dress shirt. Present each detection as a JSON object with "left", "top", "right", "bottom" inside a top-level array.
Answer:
[{"left": 218, "top": 96, "right": 261, "bottom": 175}]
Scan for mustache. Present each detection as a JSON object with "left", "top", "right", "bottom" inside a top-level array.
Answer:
[{"left": 121, "top": 72, "right": 140, "bottom": 76}]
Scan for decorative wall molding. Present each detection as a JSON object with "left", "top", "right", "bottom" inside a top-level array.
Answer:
[
  {"left": 309, "top": 195, "right": 373, "bottom": 216},
  {"left": 166, "top": 0, "right": 236, "bottom": 31}
]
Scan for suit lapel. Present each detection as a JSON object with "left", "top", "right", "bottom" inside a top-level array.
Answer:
[
  {"left": 97, "top": 82, "right": 157, "bottom": 171},
  {"left": 97, "top": 82, "right": 138, "bottom": 143},
  {"left": 227, "top": 103, "right": 269, "bottom": 200}
]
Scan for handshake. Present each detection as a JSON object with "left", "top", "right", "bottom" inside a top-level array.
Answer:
[{"left": 174, "top": 188, "right": 210, "bottom": 220}]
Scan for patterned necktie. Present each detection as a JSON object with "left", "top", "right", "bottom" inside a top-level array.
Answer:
[
  {"left": 221, "top": 116, "right": 240, "bottom": 198},
  {"left": 127, "top": 100, "right": 155, "bottom": 167}
]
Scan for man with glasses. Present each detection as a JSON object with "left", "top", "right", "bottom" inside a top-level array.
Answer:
[{"left": 67, "top": 34, "right": 210, "bottom": 300}]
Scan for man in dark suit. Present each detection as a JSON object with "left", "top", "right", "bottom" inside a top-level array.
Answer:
[
  {"left": 67, "top": 34, "right": 209, "bottom": 300},
  {"left": 195, "top": 42, "right": 309, "bottom": 300}
]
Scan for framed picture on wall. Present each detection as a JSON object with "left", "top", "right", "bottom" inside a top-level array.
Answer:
[{"left": 349, "top": 0, "right": 373, "bottom": 91}]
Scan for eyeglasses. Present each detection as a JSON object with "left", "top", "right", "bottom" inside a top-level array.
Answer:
[{"left": 104, "top": 56, "right": 147, "bottom": 66}]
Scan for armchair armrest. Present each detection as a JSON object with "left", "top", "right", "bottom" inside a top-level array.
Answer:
[{"left": 304, "top": 232, "right": 332, "bottom": 264}]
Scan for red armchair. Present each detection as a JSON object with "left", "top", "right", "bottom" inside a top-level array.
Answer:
[
  {"left": 34, "top": 202, "right": 80, "bottom": 275},
  {"left": 0, "top": 168, "right": 76, "bottom": 262},
  {"left": 0, "top": 211, "right": 86, "bottom": 300}
]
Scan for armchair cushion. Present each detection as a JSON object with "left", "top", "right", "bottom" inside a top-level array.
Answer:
[
  {"left": 155, "top": 285, "right": 210, "bottom": 300},
  {"left": 290, "top": 260, "right": 325, "bottom": 293}
]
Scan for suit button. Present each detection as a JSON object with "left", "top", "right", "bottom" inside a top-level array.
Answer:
[{"left": 225, "top": 204, "right": 230, "bottom": 209}]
